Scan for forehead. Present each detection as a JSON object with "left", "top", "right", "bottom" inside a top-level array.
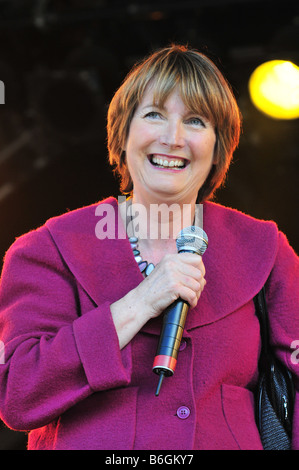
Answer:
[
  {"left": 135, "top": 76, "right": 214, "bottom": 123},
  {"left": 138, "top": 85, "right": 189, "bottom": 112}
]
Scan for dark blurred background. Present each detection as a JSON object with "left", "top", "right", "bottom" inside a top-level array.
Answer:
[{"left": 0, "top": 0, "right": 298, "bottom": 450}]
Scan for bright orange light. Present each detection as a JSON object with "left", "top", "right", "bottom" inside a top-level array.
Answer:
[{"left": 249, "top": 60, "right": 299, "bottom": 119}]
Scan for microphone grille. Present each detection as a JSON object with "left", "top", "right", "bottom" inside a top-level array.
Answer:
[{"left": 176, "top": 226, "right": 208, "bottom": 255}]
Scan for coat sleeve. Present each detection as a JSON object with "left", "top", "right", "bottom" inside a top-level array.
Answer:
[
  {"left": 265, "top": 231, "right": 299, "bottom": 449},
  {"left": 0, "top": 227, "right": 132, "bottom": 431}
]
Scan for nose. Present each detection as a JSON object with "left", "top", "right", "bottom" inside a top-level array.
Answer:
[{"left": 159, "top": 119, "right": 185, "bottom": 148}]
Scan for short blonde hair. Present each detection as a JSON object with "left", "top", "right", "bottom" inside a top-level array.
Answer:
[{"left": 107, "top": 44, "right": 241, "bottom": 202}]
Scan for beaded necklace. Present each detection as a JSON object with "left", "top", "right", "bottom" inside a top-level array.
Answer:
[
  {"left": 126, "top": 198, "right": 202, "bottom": 277},
  {"left": 128, "top": 236, "right": 155, "bottom": 277}
]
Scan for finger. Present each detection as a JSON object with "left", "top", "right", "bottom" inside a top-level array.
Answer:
[
  {"left": 177, "top": 263, "right": 205, "bottom": 285},
  {"left": 177, "top": 285, "right": 201, "bottom": 309},
  {"left": 176, "top": 253, "right": 206, "bottom": 277}
]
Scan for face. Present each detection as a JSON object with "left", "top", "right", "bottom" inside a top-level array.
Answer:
[{"left": 124, "top": 85, "right": 217, "bottom": 205}]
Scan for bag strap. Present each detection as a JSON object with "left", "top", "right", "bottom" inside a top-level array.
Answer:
[{"left": 254, "top": 286, "right": 270, "bottom": 358}]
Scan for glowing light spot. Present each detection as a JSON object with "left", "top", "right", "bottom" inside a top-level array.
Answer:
[{"left": 249, "top": 60, "right": 299, "bottom": 119}]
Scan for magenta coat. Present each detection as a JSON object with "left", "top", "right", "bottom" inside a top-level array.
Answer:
[{"left": 0, "top": 197, "right": 298, "bottom": 450}]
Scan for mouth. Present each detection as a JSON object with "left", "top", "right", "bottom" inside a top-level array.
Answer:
[{"left": 148, "top": 154, "right": 189, "bottom": 170}]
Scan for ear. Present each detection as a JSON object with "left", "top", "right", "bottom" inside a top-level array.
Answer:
[
  {"left": 212, "top": 131, "right": 219, "bottom": 165},
  {"left": 122, "top": 132, "right": 128, "bottom": 153},
  {"left": 212, "top": 152, "right": 219, "bottom": 165},
  {"left": 120, "top": 150, "right": 127, "bottom": 166}
]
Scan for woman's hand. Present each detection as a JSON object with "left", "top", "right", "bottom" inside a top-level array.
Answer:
[
  {"left": 138, "top": 252, "right": 206, "bottom": 317},
  {"left": 110, "top": 252, "right": 206, "bottom": 349}
]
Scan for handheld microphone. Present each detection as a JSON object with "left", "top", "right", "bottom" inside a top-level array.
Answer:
[{"left": 152, "top": 226, "right": 208, "bottom": 396}]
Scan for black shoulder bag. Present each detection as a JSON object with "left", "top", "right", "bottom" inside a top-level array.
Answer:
[{"left": 254, "top": 287, "right": 295, "bottom": 450}]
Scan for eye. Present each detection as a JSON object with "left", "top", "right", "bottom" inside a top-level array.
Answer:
[
  {"left": 143, "top": 111, "right": 163, "bottom": 120},
  {"left": 186, "top": 117, "right": 206, "bottom": 127}
]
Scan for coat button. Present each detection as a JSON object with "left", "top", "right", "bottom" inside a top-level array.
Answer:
[{"left": 177, "top": 406, "right": 191, "bottom": 419}]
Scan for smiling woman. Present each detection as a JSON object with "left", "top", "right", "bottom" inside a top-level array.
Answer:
[
  {"left": 123, "top": 86, "right": 216, "bottom": 208},
  {"left": 0, "top": 44, "right": 298, "bottom": 451},
  {"left": 107, "top": 44, "right": 241, "bottom": 203}
]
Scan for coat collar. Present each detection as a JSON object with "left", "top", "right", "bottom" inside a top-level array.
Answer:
[{"left": 46, "top": 198, "right": 279, "bottom": 335}]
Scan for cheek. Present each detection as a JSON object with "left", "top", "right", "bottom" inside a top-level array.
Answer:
[
  {"left": 204, "top": 132, "right": 217, "bottom": 159},
  {"left": 126, "top": 127, "right": 157, "bottom": 158},
  {"left": 192, "top": 136, "right": 216, "bottom": 163}
]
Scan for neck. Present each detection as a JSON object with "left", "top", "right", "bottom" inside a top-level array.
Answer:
[
  {"left": 118, "top": 194, "right": 203, "bottom": 267},
  {"left": 125, "top": 194, "right": 198, "bottom": 249}
]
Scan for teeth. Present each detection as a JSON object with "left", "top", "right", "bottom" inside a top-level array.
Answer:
[{"left": 151, "top": 156, "right": 185, "bottom": 168}]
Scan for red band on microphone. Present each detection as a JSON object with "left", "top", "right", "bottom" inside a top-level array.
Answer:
[{"left": 152, "top": 355, "right": 177, "bottom": 374}]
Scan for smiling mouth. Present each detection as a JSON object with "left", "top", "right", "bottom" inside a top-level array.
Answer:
[{"left": 148, "top": 154, "right": 189, "bottom": 170}]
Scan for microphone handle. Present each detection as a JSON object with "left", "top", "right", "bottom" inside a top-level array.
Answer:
[
  {"left": 153, "top": 247, "right": 198, "bottom": 395},
  {"left": 152, "top": 298, "right": 189, "bottom": 378}
]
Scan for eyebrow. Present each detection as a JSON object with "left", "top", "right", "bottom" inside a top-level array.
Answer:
[
  {"left": 140, "top": 103, "right": 206, "bottom": 119},
  {"left": 140, "top": 103, "right": 164, "bottom": 111}
]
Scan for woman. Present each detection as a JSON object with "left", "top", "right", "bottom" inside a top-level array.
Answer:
[{"left": 0, "top": 45, "right": 298, "bottom": 450}]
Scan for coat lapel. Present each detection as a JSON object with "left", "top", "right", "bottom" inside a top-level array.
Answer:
[
  {"left": 46, "top": 198, "right": 143, "bottom": 307},
  {"left": 184, "top": 202, "right": 278, "bottom": 329},
  {"left": 46, "top": 198, "right": 279, "bottom": 336}
]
